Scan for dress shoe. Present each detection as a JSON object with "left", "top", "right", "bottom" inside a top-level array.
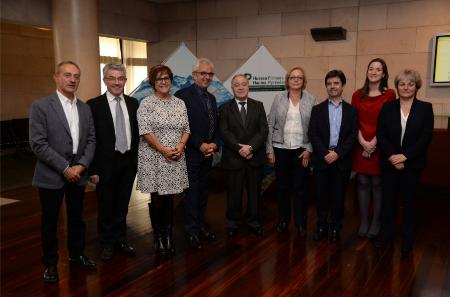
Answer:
[
  {"left": 329, "top": 229, "right": 340, "bottom": 242},
  {"left": 366, "top": 232, "right": 377, "bottom": 240},
  {"left": 374, "top": 238, "right": 393, "bottom": 249},
  {"left": 100, "top": 246, "right": 114, "bottom": 261},
  {"left": 69, "top": 255, "right": 97, "bottom": 271},
  {"left": 358, "top": 232, "right": 367, "bottom": 238},
  {"left": 297, "top": 226, "right": 307, "bottom": 237},
  {"left": 116, "top": 242, "right": 136, "bottom": 256},
  {"left": 188, "top": 235, "right": 203, "bottom": 250},
  {"left": 276, "top": 221, "right": 288, "bottom": 233},
  {"left": 227, "top": 228, "right": 239, "bottom": 237},
  {"left": 249, "top": 226, "right": 263, "bottom": 236},
  {"left": 43, "top": 266, "right": 58, "bottom": 283},
  {"left": 313, "top": 226, "right": 328, "bottom": 241},
  {"left": 199, "top": 228, "right": 216, "bottom": 241}
]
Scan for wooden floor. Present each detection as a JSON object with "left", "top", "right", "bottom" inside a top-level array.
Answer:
[{"left": 1, "top": 167, "right": 450, "bottom": 297}]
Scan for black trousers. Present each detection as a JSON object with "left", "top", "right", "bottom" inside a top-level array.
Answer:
[
  {"left": 380, "top": 167, "right": 421, "bottom": 247},
  {"left": 184, "top": 157, "right": 212, "bottom": 236},
  {"left": 273, "top": 147, "right": 309, "bottom": 228},
  {"left": 39, "top": 183, "right": 86, "bottom": 267},
  {"left": 96, "top": 151, "right": 136, "bottom": 247},
  {"left": 225, "top": 164, "right": 263, "bottom": 229},
  {"left": 314, "top": 164, "right": 351, "bottom": 230}
]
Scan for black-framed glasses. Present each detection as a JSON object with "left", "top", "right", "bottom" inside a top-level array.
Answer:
[
  {"left": 195, "top": 71, "right": 214, "bottom": 77},
  {"left": 155, "top": 77, "right": 171, "bottom": 83},
  {"left": 105, "top": 76, "right": 127, "bottom": 82}
]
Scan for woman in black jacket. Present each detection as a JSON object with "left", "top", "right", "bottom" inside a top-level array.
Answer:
[{"left": 376, "top": 69, "right": 434, "bottom": 257}]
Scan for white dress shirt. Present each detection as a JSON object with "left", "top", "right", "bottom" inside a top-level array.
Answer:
[
  {"left": 273, "top": 98, "right": 304, "bottom": 150},
  {"left": 57, "top": 90, "right": 79, "bottom": 154},
  {"left": 106, "top": 91, "right": 131, "bottom": 151}
]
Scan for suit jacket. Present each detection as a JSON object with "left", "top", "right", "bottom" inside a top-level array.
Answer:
[
  {"left": 377, "top": 98, "right": 434, "bottom": 169},
  {"left": 174, "top": 84, "right": 220, "bottom": 164},
  {"left": 219, "top": 98, "right": 268, "bottom": 170},
  {"left": 30, "top": 92, "right": 96, "bottom": 189},
  {"left": 87, "top": 93, "right": 139, "bottom": 180},
  {"left": 266, "top": 90, "right": 317, "bottom": 154},
  {"left": 308, "top": 99, "right": 358, "bottom": 171}
]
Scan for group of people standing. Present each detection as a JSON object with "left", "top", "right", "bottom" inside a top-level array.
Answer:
[
  {"left": 29, "top": 57, "right": 433, "bottom": 284},
  {"left": 267, "top": 59, "right": 434, "bottom": 257}
]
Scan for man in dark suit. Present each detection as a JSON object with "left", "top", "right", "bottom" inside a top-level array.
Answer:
[
  {"left": 88, "top": 63, "right": 139, "bottom": 260},
  {"left": 308, "top": 70, "right": 358, "bottom": 242},
  {"left": 174, "top": 58, "right": 219, "bottom": 249},
  {"left": 29, "top": 61, "right": 97, "bottom": 283},
  {"left": 219, "top": 74, "right": 268, "bottom": 237}
]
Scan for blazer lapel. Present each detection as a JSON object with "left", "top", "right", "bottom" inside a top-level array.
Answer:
[
  {"left": 101, "top": 94, "right": 115, "bottom": 139},
  {"left": 124, "top": 96, "right": 136, "bottom": 140},
  {"left": 402, "top": 98, "right": 417, "bottom": 149},
  {"left": 324, "top": 101, "right": 331, "bottom": 146},
  {"left": 76, "top": 99, "right": 85, "bottom": 154},
  {"left": 338, "top": 101, "right": 347, "bottom": 144},
  {"left": 49, "top": 93, "right": 71, "bottom": 137},
  {"left": 245, "top": 99, "right": 255, "bottom": 129},
  {"left": 393, "top": 100, "right": 402, "bottom": 148}
]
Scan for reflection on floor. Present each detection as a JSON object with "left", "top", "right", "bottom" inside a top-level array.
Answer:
[{"left": 1, "top": 162, "right": 450, "bottom": 296}]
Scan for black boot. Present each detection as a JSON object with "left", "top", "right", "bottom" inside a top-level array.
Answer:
[
  {"left": 148, "top": 202, "right": 165, "bottom": 254},
  {"left": 162, "top": 196, "right": 175, "bottom": 255}
]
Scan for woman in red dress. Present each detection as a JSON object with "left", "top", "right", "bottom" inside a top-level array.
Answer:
[{"left": 351, "top": 58, "right": 395, "bottom": 238}]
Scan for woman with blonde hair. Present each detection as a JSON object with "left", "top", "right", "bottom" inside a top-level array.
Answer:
[{"left": 266, "top": 66, "right": 317, "bottom": 236}]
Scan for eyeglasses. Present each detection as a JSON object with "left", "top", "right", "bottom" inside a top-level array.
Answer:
[
  {"left": 105, "top": 76, "right": 127, "bottom": 82},
  {"left": 195, "top": 71, "right": 215, "bottom": 77},
  {"left": 155, "top": 77, "right": 171, "bottom": 83},
  {"left": 289, "top": 76, "right": 304, "bottom": 81}
]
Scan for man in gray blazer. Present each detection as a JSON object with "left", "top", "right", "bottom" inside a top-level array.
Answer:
[{"left": 29, "top": 61, "right": 96, "bottom": 283}]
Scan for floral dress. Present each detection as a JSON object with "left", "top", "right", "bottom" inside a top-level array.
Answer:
[{"left": 136, "top": 95, "right": 190, "bottom": 195}]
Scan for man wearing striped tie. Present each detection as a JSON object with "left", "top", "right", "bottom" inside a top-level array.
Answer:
[{"left": 88, "top": 62, "right": 139, "bottom": 261}]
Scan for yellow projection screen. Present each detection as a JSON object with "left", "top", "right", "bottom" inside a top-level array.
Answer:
[{"left": 430, "top": 33, "right": 450, "bottom": 87}]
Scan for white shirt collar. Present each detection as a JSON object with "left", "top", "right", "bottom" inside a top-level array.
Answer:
[
  {"left": 235, "top": 98, "right": 247, "bottom": 105},
  {"left": 56, "top": 90, "right": 77, "bottom": 105},
  {"left": 106, "top": 91, "right": 124, "bottom": 102}
]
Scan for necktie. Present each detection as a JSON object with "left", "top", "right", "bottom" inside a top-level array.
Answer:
[
  {"left": 115, "top": 97, "right": 128, "bottom": 153},
  {"left": 239, "top": 102, "right": 246, "bottom": 126},
  {"left": 204, "top": 92, "right": 214, "bottom": 142}
]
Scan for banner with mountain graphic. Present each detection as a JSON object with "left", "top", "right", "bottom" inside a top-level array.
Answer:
[
  {"left": 223, "top": 45, "right": 286, "bottom": 114},
  {"left": 130, "top": 43, "right": 233, "bottom": 106}
]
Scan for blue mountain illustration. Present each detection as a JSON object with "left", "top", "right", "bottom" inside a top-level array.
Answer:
[{"left": 130, "top": 75, "right": 233, "bottom": 106}]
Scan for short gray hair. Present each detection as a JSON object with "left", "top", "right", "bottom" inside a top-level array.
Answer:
[
  {"left": 55, "top": 61, "right": 80, "bottom": 74},
  {"left": 394, "top": 69, "right": 422, "bottom": 90},
  {"left": 231, "top": 73, "right": 248, "bottom": 84},
  {"left": 192, "top": 58, "right": 214, "bottom": 72},
  {"left": 103, "top": 62, "right": 127, "bottom": 77}
]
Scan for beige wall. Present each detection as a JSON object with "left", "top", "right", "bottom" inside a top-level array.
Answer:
[
  {"left": 150, "top": 0, "right": 450, "bottom": 128},
  {"left": 1, "top": 0, "right": 449, "bottom": 126},
  {"left": 1, "top": 23, "right": 55, "bottom": 119},
  {"left": 0, "top": 0, "right": 158, "bottom": 120}
]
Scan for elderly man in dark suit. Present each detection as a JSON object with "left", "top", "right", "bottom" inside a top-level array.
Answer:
[
  {"left": 88, "top": 63, "right": 139, "bottom": 261},
  {"left": 308, "top": 70, "right": 358, "bottom": 242},
  {"left": 29, "top": 61, "right": 96, "bottom": 283},
  {"left": 174, "top": 58, "right": 219, "bottom": 249},
  {"left": 219, "top": 74, "right": 268, "bottom": 237}
]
